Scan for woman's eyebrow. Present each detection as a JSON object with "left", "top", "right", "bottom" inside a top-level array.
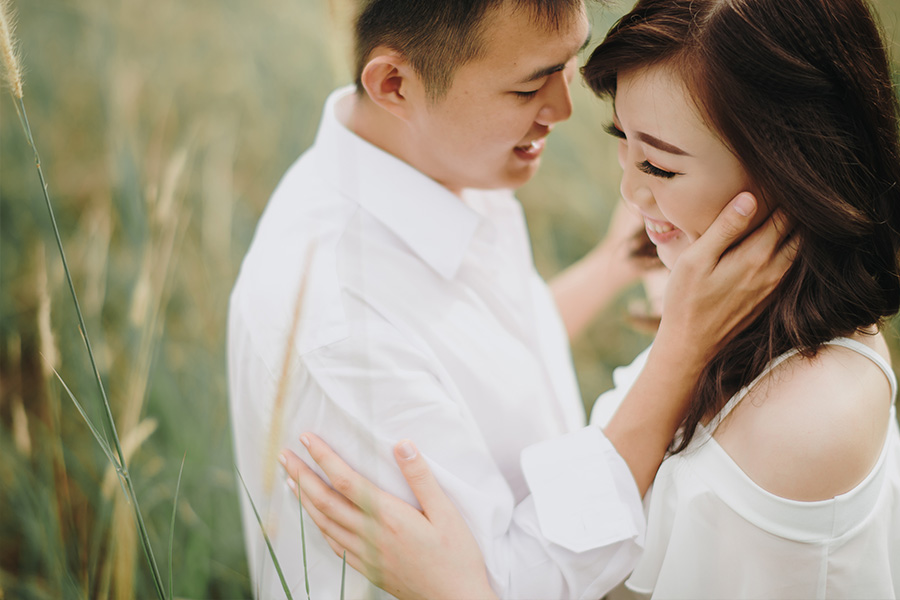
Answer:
[
  {"left": 612, "top": 105, "right": 692, "bottom": 156},
  {"left": 636, "top": 132, "right": 691, "bottom": 156}
]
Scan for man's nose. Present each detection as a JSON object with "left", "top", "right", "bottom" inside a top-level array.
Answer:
[{"left": 535, "top": 70, "right": 574, "bottom": 126}]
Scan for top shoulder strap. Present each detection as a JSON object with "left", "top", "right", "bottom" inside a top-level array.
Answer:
[{"left": 708, "top": 337, "right": 896, "bottom": 434}]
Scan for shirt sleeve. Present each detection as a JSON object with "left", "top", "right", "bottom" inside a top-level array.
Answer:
[
  {"left": 300, "top": 319, "right": 644, "bottom": 599},
  {"left": 232, "top": 294, "right": 645, "bottom": 599},
  {"left": 511, "top": 426, "right": 646, "bottom": 599}
]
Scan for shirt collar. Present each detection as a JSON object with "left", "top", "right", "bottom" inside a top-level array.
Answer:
[{"left": 312, "top": 86, "right": 482, "bottom": 280}]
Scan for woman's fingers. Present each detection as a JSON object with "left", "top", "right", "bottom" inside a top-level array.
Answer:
[
  {"left": 393, "top": 440, "right": 459, "bottom": 524},
  {"left": 660, "top": 192, "right": 796, "bottom": 361},
  {"left": 294, "top": 485, "right": 370, "bottom": 560},
  {"left": 690, "top": 192, "right": 760, "bottom": 260},
  {"left": 280, "top": 449, "right": 370, "bottom": 535},
  {"left": 280, "top": 449, "right": 400, "bottom": 587},
  {"left": 321, "top": 532, "right": 372, "bottom": 584},
  {"left": 300, "top": 433, "right": 380, "bottom": 508}
]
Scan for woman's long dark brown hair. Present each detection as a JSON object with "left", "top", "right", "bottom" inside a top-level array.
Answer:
[{"left": 584, "top": 0, "right": 900, "bottom": 451}]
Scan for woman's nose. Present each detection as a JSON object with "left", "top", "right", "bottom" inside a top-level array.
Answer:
[{"left": 619, "top": 150, "right": 652, "bottom": 211}]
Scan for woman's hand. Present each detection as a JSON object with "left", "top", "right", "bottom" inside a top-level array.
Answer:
[
  {"left": 280, "top": 434, "right": 498, "bottom": 600},
  {"left": 659, "top": 192, "right": 795, "bottom": 364}
]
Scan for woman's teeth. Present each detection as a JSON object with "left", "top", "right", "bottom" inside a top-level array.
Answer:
[{"left": 645, "top": 219, "right": 675, "bottom": 234}]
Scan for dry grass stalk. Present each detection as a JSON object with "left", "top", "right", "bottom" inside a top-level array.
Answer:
[
  {"left": 105, "top": 148, "right": 187, "bottom": 598},
  {"left": 123, "top": 150, "right": 188, "bottom": 436},
  {"left": 0, "top": 0, "right": 22, "bottom": 99},
  {"left": 263, "top": 246, "right": 315, "bottom": 494},
  {"left": 8, "top": 334, "right": 31, "bottom": 456},
  {"left": 36, "top": 244, "right": 60, "bottom": 378},
  {"left": 100, "top": 416, "right": 155, "bottom": 600},
  {"left": 326, "top": 0, "right": 354, "bottom": 83},
  {"left": 110, "top": 493, "right": 138, "bottom": 600},
  {"left": 11, "top": 398, "right": 30, "bottom": 455}
]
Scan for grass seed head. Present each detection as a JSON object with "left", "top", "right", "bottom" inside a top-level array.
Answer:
[{"left": 0, "top": 0, "right": 23, "bottom": 99}]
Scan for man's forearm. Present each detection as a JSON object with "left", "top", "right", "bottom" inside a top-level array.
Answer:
[{"left": 551, "top": 243, "right": 641, "bottom": 340}]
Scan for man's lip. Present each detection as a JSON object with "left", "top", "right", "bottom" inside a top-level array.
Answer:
[{"left": 514, "top": 137, "right": 546, "bottom": 159}]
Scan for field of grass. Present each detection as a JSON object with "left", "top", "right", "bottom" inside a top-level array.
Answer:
[{"left": 2, "top": 0, "right": 900, "bottom": 598}]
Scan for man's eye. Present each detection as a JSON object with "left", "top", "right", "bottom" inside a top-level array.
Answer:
[
  {"left": 637, "top": 160, "right": 679, "bottom": 179},
  {"left": 513, "top": 90, "right": 539, "bottom": 99}
]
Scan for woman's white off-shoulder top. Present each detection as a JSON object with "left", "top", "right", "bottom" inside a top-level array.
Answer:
[{"left": 591, "top": 338, "right": 900, "bottom": 599}]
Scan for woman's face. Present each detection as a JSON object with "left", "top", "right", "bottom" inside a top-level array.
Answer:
[{"left": 610, "top": 64, "right": 761, "bottom": 269}]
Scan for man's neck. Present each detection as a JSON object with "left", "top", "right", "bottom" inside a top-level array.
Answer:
[
  {"left": 344, "top": 92, "right": 409, "bottom": 166},
  {"left": 341, "top": 91, "right": 463, "bottom": 199}
]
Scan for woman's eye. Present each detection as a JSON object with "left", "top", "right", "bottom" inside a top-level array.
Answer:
[
  {"left": 514, "top": 90, "right": 539, "bottom": 99},
  {"left": 638, "top": 160, "right": 679, "bottom": 179},
  {"left": 604, "top": 122, "right": 626, "bottom": 140}
]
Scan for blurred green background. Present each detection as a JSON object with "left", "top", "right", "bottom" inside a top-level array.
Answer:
[{"left": 2, "top": 0, "right": 900, "bottom": 598}]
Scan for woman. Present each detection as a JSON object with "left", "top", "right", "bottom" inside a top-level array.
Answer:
[{"left": 282, "top": 0, "right": 900, "bottom": 597}]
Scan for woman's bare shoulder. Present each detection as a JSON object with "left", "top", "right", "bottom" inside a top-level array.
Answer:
[{"left": 713, "top": 331, "right": 893, "bottom": 502}]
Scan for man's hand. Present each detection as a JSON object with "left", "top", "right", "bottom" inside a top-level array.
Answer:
[{"left": 552, "top": 200, "right": 654, "bottom": 340}]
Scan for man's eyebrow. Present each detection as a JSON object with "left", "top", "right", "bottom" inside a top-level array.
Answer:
[
  {"left": 636, "top": 132, "right": 691, "bottom": 156},
  {"left": 517, "top": 30, "right": 592, "bottom": 84},
  {"left": 580, "top": 27, "right": 592, "bottom": 52},
  {"left": 518, "top": 63, "right": 566, "bottom": 84}
]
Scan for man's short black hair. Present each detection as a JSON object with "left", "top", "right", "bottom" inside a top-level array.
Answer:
[{"left": 354, "top": 0, "right": 585, "bottom": 101}]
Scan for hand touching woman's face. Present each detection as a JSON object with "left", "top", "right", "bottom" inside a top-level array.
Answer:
[{"left": 609, "top": 65, "right": 763, "bottom": 270}]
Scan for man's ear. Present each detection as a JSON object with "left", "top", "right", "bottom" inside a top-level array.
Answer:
[{"left": 360, "top": 48, "right": 421, "bottom": 121}]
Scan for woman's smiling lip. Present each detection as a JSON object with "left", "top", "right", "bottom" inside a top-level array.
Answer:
[{"left": 642, "top": 213, "right": 682, "bottom": 244}]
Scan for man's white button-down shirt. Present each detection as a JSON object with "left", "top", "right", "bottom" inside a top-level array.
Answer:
[{"left": 228, "top": 86, "right": 644, "bottom": 600}]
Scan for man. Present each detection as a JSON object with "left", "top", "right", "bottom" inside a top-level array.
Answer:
[{"left": 228, "top": 0, "right": 786, "bottom": 598}]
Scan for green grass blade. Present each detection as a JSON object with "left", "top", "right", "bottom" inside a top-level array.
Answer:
[
  {"left": 49, "top": 365, "right": 117, "bottom": 466},
  {"left": 236, "top": 467, "right": 293, "bottom": 600},
  {"left": 169, "top": 453, "right": 186, "bottom": 600},
  {"left": 299, "top": 495, "right": 311, "bottom": 600},
  {"left": 15, "top": 96, "right": 123, "bottom": 461},
  {"left": 340, "top": 551, "right": 346, "bottom": 600},
  {"left": 13, "top": 95, "right": 167, "bottom": 600}
]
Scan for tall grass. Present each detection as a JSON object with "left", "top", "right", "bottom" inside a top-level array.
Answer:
[
  {"left": 1, "top": 1, "right": 177, "bottom": 595},
  {"left": 2, "top": 0, "right": 900, "bottom": 598}
]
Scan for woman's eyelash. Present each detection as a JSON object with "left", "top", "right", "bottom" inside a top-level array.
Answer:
[
  {"left": 604, "top": 122, "right": 626, "bottom": 139},
  {"left": 605, "top": 122, "right": 680, "bottom": 178},
  {"left": 638, "top": 160, "right": 679, "bottom": 179},
  {"left": 514, "top": 90, "right": 539, "bottom": 99}
]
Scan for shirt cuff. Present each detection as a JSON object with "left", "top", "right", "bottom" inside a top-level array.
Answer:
[{"left": 521, "top": 425, "right": 645, "bottom": 552}]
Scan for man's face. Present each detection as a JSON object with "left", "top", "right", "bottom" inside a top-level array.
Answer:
[{"left": 406, "top": 2, "right": 590, "bottom": 193}]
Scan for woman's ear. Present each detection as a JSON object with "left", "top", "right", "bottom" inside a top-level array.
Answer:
[{"left": 360, "top": 48, "right": 420, "bottom": 121}]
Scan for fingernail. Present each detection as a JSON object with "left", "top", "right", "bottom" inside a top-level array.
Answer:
[
  {"left": 397, "top": 440, "right": 417, "bottom": 460},
  {"left": 734, "top": 193, "right": 755, "bottom": 217},
  {"left": 279, "top": 453, "right": 287, "bottom": 466},
  {"left": 287, "top": 478, "right": 297, "bottom": 492},
  {"left": 300, "top": 435, "right": 310, "bottom": 448}
]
